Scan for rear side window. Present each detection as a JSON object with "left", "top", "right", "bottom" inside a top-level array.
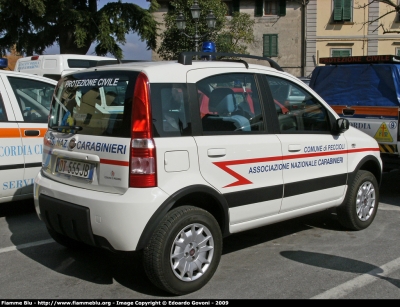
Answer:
[
  {"left": 49, "top": 71, "right": 138, "bottom": 137},
  {"left": 8, "top": 76, "right": 55, "bottom": 123},
  {"left": 150, "top": 83, "right": 191, "bottom": 137}
]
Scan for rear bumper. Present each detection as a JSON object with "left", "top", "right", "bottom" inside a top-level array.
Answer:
[{"left": 34, "top": 171, "right": 169, "bottom": 251}]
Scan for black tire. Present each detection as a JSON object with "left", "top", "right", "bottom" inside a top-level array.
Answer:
[
  {"left": 47, "top": 227, "right": 86, "bottom": 250},
  {"left": 143, "top": 206, "right": 222, "bottom": 295},
  {"left": 336, "top": 170, "right": 379, "bottom": 230}
]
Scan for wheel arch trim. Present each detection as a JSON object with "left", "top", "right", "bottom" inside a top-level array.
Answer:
[{"left": 136, "top": 184, "right": 230, "bottom": 250}]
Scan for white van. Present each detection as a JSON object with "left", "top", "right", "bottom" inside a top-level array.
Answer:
[{"left": 14, "top": 54, "right": 117, "bottom": 81}]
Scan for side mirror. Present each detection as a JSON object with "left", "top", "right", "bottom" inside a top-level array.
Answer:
[{"left": 335, "top": 118, "right": 350, "bottom": 133}]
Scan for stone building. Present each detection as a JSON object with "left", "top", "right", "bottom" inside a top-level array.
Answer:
[{"left": 151, "top": 1, "right": 306, "bottom": 77}]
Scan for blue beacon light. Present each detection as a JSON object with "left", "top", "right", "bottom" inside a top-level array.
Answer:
[{"left": 201, "top": 41, "right": 216, "bottom": 60}]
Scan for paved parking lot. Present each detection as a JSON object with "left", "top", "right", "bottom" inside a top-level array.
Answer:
[{"left": 1, "top": 170, "right": 400, "bottom": 299}]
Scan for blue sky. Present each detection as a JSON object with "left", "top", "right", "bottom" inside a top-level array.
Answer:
[{"left": 45, "top": 0, "right": 152, "bottom": 60}]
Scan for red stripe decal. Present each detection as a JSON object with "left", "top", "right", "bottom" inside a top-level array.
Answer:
[
  {"left": 100, "top": 159, "right": 129, "bottom": 166},
  {"left": 213, "top": 148, "right": 379, "bottom": 188}
]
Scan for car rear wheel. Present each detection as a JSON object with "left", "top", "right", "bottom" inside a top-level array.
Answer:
[
  {"left": 143, "top": 206, "right": 222, "bottom": 295},
  {"left": 336, "top": 170, "right": 379, "bottom": 230}
]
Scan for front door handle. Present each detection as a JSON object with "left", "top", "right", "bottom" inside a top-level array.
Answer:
[{"left": 288, "top": 144, "right": 301, "bottom": 152}]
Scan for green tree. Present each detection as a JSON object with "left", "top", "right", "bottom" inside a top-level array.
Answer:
[
  {"left": 0, "top": 0, "right": 159, "bottom": 59},
  {"left": 157, "top": 0, "right": 254, "bottom": 60},
  {"left": 216, "top": 12, "right": 255, "bottom": 54}
]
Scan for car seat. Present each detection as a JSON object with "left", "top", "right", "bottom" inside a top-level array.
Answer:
[{"left": 202, "top": 88, "right": 250, "bottom": 131}]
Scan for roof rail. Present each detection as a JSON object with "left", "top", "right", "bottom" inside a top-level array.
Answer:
[{"left": 178, "top": 51, "right": 283, "bottom": 71}]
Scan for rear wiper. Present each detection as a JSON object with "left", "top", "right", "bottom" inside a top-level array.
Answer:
[{"left": 50, "top": 125, "right": 83, "bottom": 131}]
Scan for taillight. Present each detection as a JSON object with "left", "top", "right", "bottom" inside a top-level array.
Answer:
[
  {"left": 130, "top": 73, "right": 156, "bottom": 188},
  {"left": 31, "top": 56, "right": 39, "bottom": 60}
]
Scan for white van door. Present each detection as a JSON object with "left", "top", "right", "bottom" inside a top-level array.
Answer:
[
  {"left": 2, "top": 75, "right": 55, "bottom": 197},
  {"left": 0, "top": 76, "right": 25, "bottom": 201}
]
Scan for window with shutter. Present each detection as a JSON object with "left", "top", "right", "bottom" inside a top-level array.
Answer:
[
  {"left": 331, "top": 49, "right": 351, "bottom": 57},
  {"left": 343, "top": 0, "right": 352, "bottom": 21},
  {"left": 333, "top": 0, "right": 352, "bottom": 22},
  {"left": 255, "top": 0, "right": 263, "bottom": 17},
  {"left": 263, "top": 34, "right": 278, "bottom": 57},
  {"left": 396, "top": 48, "right": 400, "bottom": 56}
]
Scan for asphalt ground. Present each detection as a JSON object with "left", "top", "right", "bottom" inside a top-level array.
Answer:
[{"left": 0, "top": 170, "right": 399, "bottom": 299}]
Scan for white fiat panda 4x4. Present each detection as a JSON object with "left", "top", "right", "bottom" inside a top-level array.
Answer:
[{"left": 34, "top": 51, "right": 382, "bottom": 295}]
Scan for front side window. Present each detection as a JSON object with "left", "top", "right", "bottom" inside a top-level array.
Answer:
[
  {"left": 8, "top": 77, "right": 55, "bottom": 123},
  {"left": 196, "top": 73, "right": 265, "bottom": 134},
  {"left": 263, "top": 34, "right": 278, "bottom": 57},
  {"left": 266, "top": 76, "right": 331, "bottom": 133},
  {"left": 331, "top": 48, "right": 352, "bottom": 57},
  {"left": 333, "top": 0, "right": 352, "bottom": 22}
]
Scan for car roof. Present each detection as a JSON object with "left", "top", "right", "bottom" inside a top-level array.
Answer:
[{"left": 70, "top": 60, "right": 299, "bottom": 84}]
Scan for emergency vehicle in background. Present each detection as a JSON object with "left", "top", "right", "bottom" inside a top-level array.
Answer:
[
  {"left": 310, "top": 55, "right": 400, "bottom": 172},
  {"left": 0, "top": 58, "right": 57, "bottom": 203},
  {"left": 14, "top": 54, "right": 117, "bottom": 81},
  {"left": 34, "top": 49, "right": 382, "bottom": 295}
]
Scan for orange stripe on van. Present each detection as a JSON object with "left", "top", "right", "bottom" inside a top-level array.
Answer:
[
  {"left": 1, "top": 128, "right": 21, "bottom": 137},
  {"left": 1, "top": 127, "right": 47, "bottom": 138},
  {"left": 331, "top": 106, "right": 399, "bottom": 117}
]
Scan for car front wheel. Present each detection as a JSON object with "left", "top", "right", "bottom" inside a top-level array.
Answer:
[{"left": 336, "top": 170, "right": 379, "bottom": 230}]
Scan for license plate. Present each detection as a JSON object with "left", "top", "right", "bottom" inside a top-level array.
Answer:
[{"left": 56, "top": 158, "right": 94, "bottom": 179}]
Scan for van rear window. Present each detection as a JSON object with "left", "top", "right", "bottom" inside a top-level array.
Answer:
[{"left": 67, "top": 59, "right": 103, "bottom": 68}]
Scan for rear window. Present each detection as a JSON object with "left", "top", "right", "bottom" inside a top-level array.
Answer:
[
  {"left": 48, "top": 71, "right": 191, "bottom": 138},
  {"left": 49, "top": 70, "right": 138, "bottom": 137}
]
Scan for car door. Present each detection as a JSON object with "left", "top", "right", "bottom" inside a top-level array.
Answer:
[
  {"left": 264, "top": 74, "right": 348, "bottom": 213},
  {"left": 2, "top": 75, "right": 55, "bottom": 196},
  {"left": 0, "top": 75, "right": 25, "bottom": 201},
  {"left": 188, "top": 68, "right": 284, "bottom": 232}
]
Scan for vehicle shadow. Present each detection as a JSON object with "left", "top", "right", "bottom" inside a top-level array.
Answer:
[{"left": 280, "top": 250, "right": 400, "bottom": 291}]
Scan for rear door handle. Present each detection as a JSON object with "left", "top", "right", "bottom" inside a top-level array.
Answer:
[
  {"left": 24, "top": 130, "right": 40, "bottom": 137},
  {"left": 207, "top": 148, "right": 226, "bottom": 157}
]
